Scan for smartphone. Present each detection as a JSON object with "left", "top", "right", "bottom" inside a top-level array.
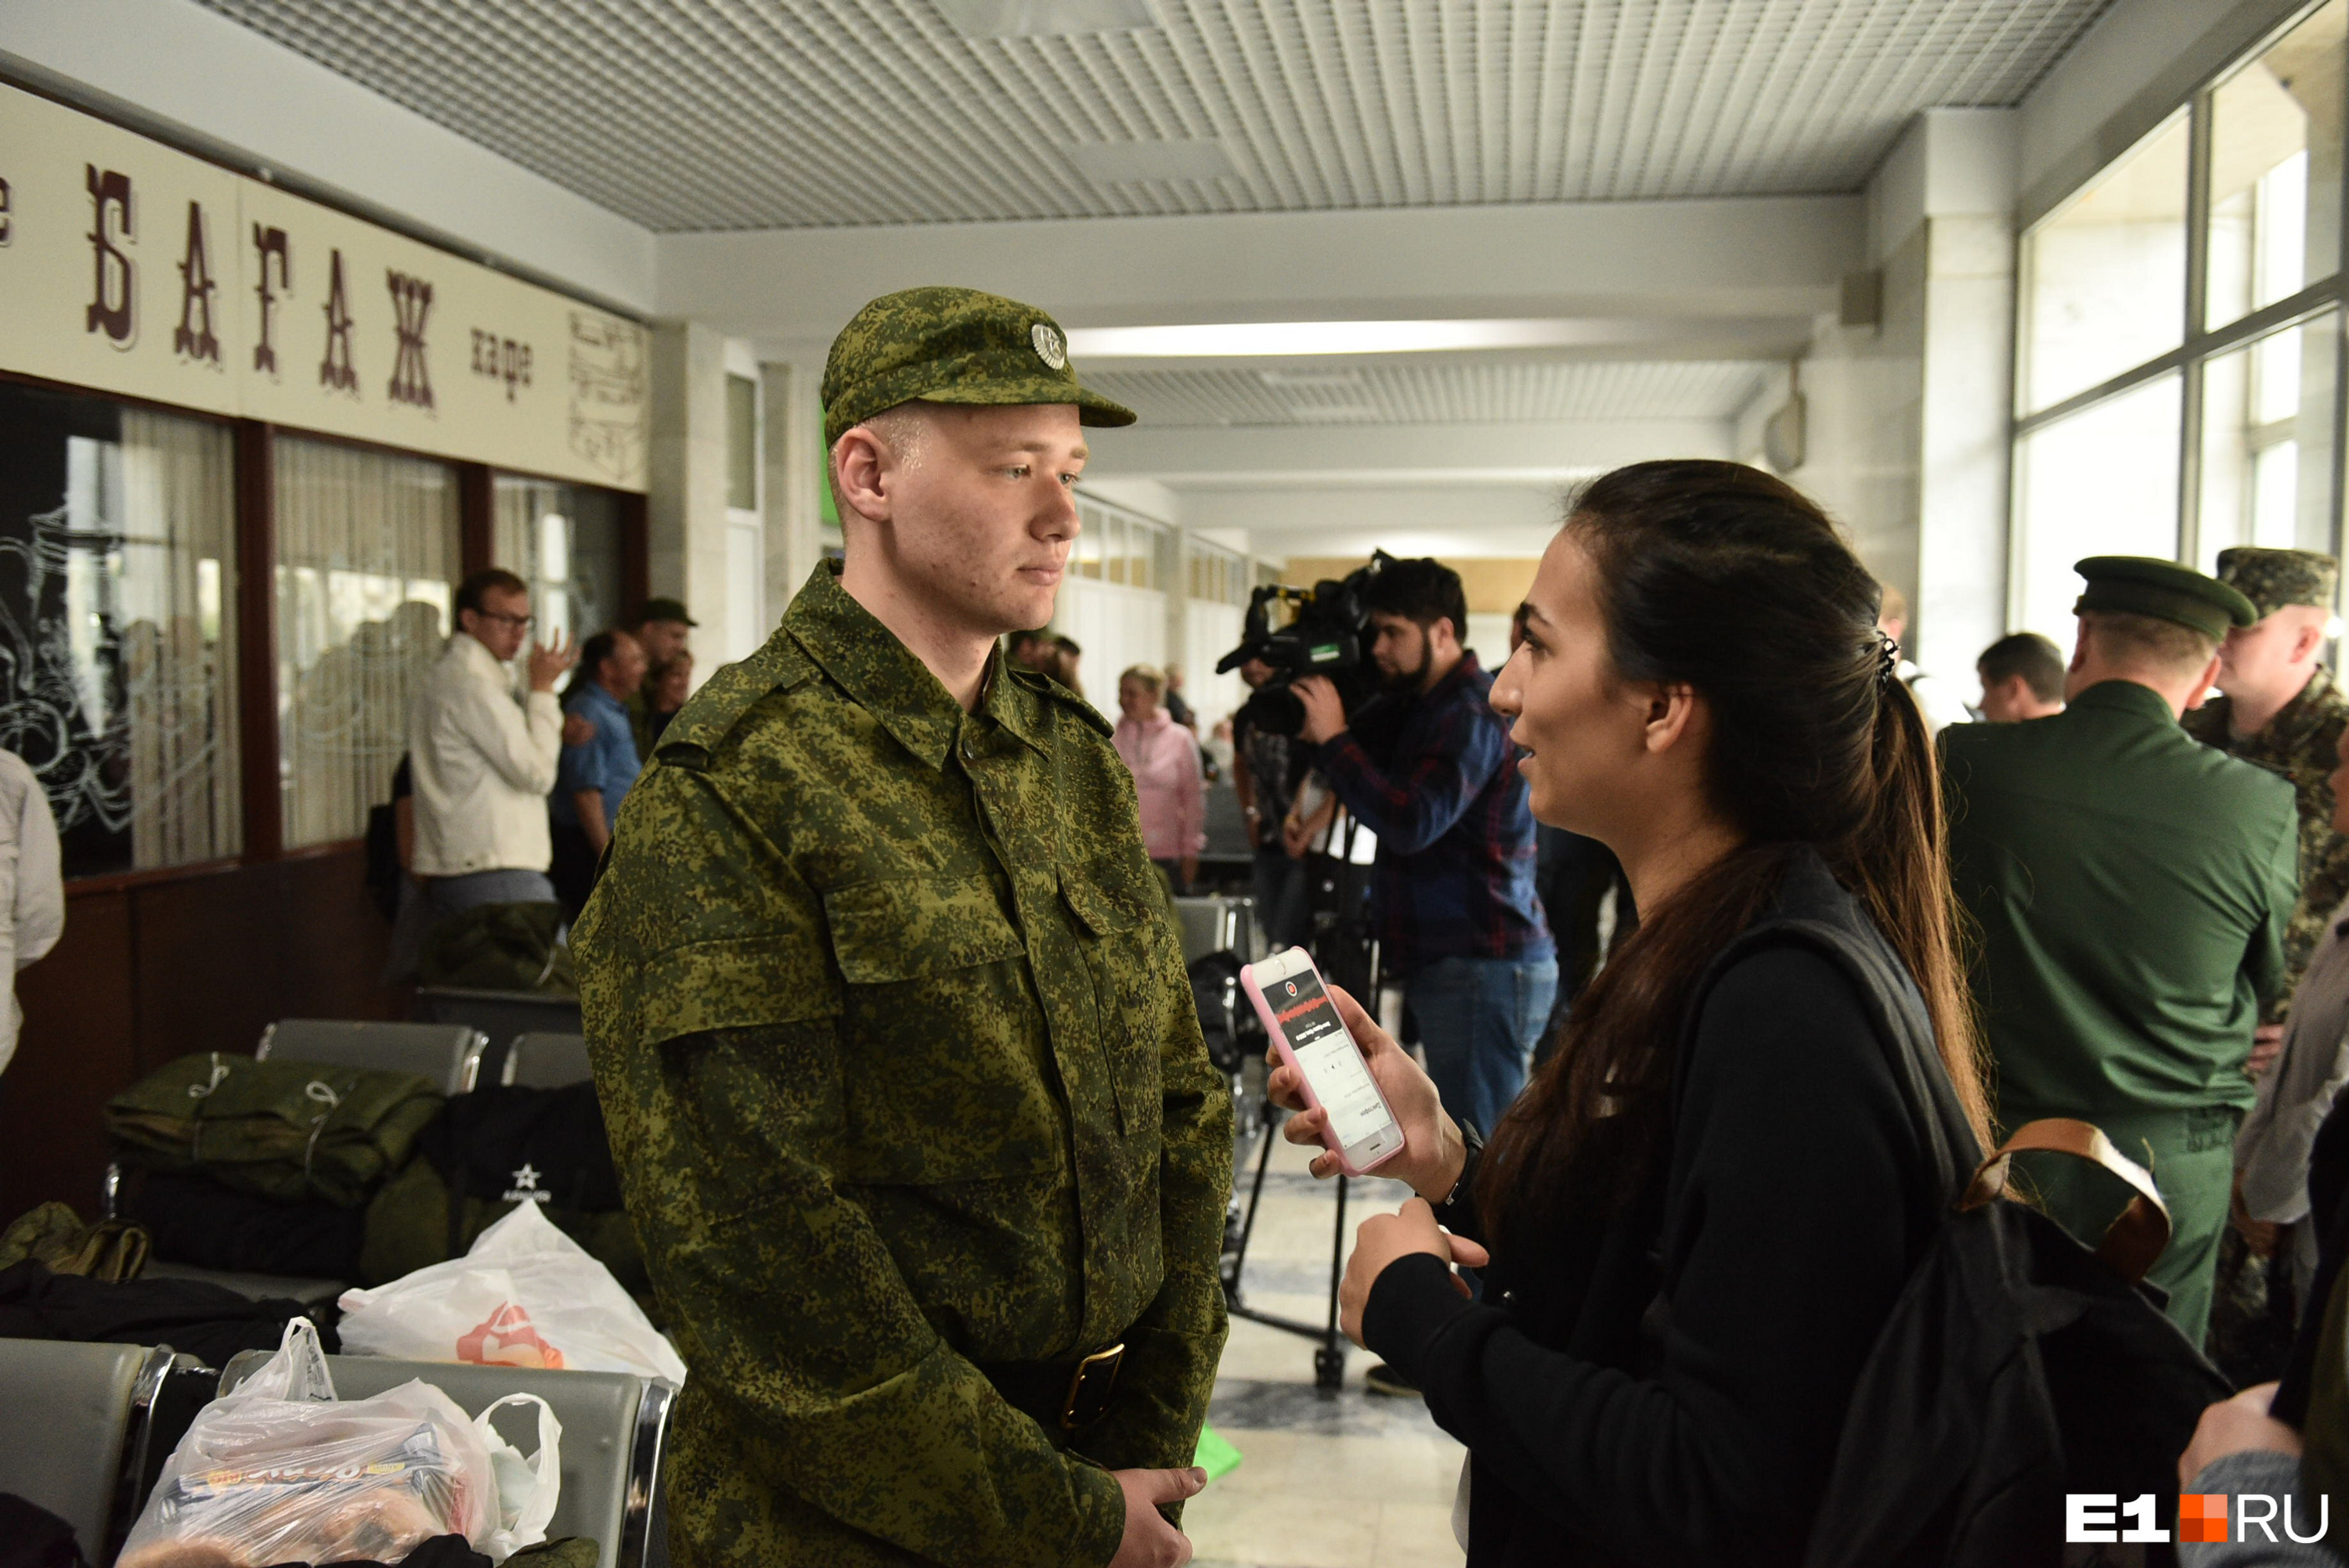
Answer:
[{"left": 1239, "top": 946, "right": 1405, "bottom": 1176}]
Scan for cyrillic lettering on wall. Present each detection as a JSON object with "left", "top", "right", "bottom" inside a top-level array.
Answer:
[{"left": 84, "top": 164, "right": 133, "bottom": 347}]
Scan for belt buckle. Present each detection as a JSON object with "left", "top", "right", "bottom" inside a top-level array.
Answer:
[{"left": 1060, "top": 1342, "right": 1124, "bottom": 1432}]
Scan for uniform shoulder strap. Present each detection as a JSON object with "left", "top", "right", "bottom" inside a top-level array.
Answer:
[
  {"left": 1005, "top": 664, "right": 1113, "bottom": 739},
  {"left": 651, "top": 634, "right": 818, "bottom": 767}
]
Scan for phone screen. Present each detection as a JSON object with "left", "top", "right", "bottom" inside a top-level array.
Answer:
[{"left": 1260, "top": 966, "right": 1392, "bottom": 1149}]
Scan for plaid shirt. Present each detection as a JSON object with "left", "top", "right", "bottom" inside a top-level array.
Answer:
[{"left": 1316, "top": 653, "right": 1553, "bottom": 977}]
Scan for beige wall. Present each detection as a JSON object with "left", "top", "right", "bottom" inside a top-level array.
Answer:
[{"left": 1281, "top": 557, "right": 1539, "bottom": 615}]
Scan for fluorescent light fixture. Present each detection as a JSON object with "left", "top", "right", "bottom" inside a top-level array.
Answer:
[
  {"left": 933, "top": 0, "right": 1158, "bottom": 36},
  {"left": 1066, "top": 139, "right": 1236, "bottom": 183},
  {"left": 1066, "top": 319, "right": 1644, "bottom": 358}
]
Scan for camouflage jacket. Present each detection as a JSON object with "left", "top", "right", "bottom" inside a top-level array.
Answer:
[
  {"left": 575, "top": 563, "right": 1230, "bottom": 1568},
  {"left": 2185, "top": 669, "right": 2349, "bottom": 1022}
]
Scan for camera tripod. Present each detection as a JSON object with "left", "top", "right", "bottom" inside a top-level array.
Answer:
[{"left": 1217, "top": 816, "right": 1382, "bottom": 1390}]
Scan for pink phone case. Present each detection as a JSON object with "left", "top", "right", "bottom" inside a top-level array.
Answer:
[{"left": 1240, "top": 952, "right": 1402, "bottom": 1176}]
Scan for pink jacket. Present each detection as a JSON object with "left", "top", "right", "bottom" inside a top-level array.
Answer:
[{"left": 1113, "top": 709, "right": 1207, "bottom": 861}]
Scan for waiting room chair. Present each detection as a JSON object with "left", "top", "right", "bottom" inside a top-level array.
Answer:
[
  {"left": 413, "top": 985, "right": 585, "bottom": 1043},
  {"left": 0, "top": 1339, "right": 179, "bottom": 1563},
  {"left": 1172, "top": 894, "right": 1253, "bottom": 967},
  {"left": 500, "top": 1032, "right": 595, "bottom": 1089},
  {"left": 218, "top": 1350, "right": 676, "bottom": 1568},
  {"left": 257, "top": 1018, "right": 490, "bottom": 1096}
]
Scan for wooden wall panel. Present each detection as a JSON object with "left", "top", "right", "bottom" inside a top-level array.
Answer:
[
  {"left": 132, "top": 861, "right": 286, "bottom": 1077},
  {"left": 0, "top": 892, "right": 134, "bottom": 1215},
  {"left": 0, "top": 847, "right": 395, "bottom": 1221}
]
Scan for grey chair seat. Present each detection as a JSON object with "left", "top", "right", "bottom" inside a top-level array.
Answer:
[
  {"left": 0, "top": 1338, "right": 176, "bottom": 1562},
  {"left": 505, "top": 1032, "right": 594, "bottom": 1088},
  {"left": 218, "top": 1350, "right": 674, "bottom": 1568},
  {"left": 256, "top": 1018, "right": 489, "bottom": 1096}
]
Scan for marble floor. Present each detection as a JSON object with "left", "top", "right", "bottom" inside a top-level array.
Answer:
[{"left": 1184, "top": 1112, "right": 1467, "bottom": 1568}]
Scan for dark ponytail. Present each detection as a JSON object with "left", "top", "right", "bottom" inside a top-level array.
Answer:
[{"left": 1478, "top": 460, "right": 1993, "bottom": 1243}]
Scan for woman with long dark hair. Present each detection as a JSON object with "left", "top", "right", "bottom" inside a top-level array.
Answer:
[{"left": 1269, "top": 460, "right": 1995, "bottom": 1566}]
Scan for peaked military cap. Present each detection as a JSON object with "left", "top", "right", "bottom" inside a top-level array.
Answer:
[
  {"left": 2073, "top": 556, "right": 2257, "bottom": 641},
  {"left": 2214, "top": 546, "right": 2340, "bottom": 618},
  {"left": 821, "top": 287, "right": 1137, "bottom": 447}
]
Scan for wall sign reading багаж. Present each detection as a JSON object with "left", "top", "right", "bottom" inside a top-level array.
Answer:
[{"left": 0, "top": 81, "right": 648, "bottom": 493}]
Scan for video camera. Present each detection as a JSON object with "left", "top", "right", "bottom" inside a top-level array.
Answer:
[{"left": 1214, "top": 552, "right": 1396, "bottom": 737}]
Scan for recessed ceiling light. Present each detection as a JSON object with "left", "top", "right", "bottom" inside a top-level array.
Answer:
[
  {"left": 1066, "top": 319, "right": 1645, "bottom": 358},
  {"left": 933, "top": 0, "right": 1159, "bottom": 38}
]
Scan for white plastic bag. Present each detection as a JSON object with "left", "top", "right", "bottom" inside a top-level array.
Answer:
[
  {"left": 476, "top": 1393, "right": 563, "bottom": 1559},
  {"left": 120, "top": 1321, "right": 498, "bottom": 1568},
  {"left": 339, "top": 1200, "right": 688, "bottom": 1382}
]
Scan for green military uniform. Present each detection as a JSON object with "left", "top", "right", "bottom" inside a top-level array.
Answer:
[
  {"left": 1942, "top": 557, "right": 2299, "bottom": 1343},
  {"left": 2181, "top": 548, "right": 2349, "bottom": 1022},
  {"left": 575, "top": 290, "right": 1228, "bottom": 1568}
]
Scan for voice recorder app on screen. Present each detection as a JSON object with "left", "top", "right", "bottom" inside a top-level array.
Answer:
[{"left": 1268, "top": 969, "right": 1387, "bottom": 1147}]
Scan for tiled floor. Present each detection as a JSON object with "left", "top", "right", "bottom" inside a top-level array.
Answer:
[{"left": 1185, "top": 1114, "right": 1467, "bottom": 1568}]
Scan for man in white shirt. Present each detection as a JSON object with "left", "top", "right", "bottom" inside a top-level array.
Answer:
[
  {"left": 410, "top": 568, "right": 575, "bottom": 918},
  {"left": 0, "top": 748, "right": 62, "bottom": 1076}
]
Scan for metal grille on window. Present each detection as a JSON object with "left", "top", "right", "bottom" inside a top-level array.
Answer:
[{"left": 0, "top": 384, "right": 241, "bottom": 878}]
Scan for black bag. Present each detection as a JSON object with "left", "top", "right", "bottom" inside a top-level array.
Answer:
[
  {"left": 0, "top": 1260, "right": 335, "bottom": 1368},
  {"left": 359, "top": 1083, "right": 647, "bottom": 1299},
  {"left": 125, "top": 1171, "right": 366, "bottom": 1281},
  {"left": 1802, "top": 1118, "right": 2232, "bottom": 1566}
]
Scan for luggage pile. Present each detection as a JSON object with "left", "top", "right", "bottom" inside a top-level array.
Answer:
[{"left": 0, "top": 1023, "right": 680, "bottom": 1568}]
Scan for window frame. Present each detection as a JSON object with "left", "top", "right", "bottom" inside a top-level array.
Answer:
[{"left": 2011, "top": 0, "right": 2349, "bottom": 628}]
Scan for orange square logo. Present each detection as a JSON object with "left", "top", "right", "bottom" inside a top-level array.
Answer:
[{"left": 2178, "top": 1494, "right": 2228, "bottom": 1543}]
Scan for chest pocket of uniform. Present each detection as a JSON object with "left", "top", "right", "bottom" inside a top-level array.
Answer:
[
  {"left": 822, "top": 874, "right": 1055, "bottom": 1184},
  {"left": 1059, "top": 867, "right": 1167, "bottom": 1141}
]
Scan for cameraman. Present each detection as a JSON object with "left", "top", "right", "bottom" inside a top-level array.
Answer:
[{"left": 1294, "top": 557, "right": 1557, "bottom": 1147}]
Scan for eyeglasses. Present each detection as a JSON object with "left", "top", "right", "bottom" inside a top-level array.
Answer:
[{"left": 474, "top": 610, "right": 534, "bottom": 629}]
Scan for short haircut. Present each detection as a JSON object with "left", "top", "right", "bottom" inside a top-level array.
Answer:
[
  {"left": 1976, "top": 632, "right": 2066, "bottom": 703},
  {"left": 1119, "top": 664, "right": 1166, "bottom": 697},
  {"left": 2080, "top": 609, "right": 2217, "bottom": 679},
  {"left": 1009, "top": 629, "right": 1050, "bottom": 653},
  {"left": 456, "top": 568, "right": 528, "bottom": 618},
  {"left": 1363, "top": 557, "right": 1469, "bottom": 640},
  {"left": 827, "top": 402, "right": 932, "bottom": 535},
  {"left": 1053, "top": 633, "right": 1083, "bottom": 656},
  {"left": 580, "top": 630, "right": 622, "bottom": 675}
]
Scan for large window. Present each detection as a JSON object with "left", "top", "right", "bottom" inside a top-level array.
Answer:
[
  {"left": 2013, "top": 1, "right": 2349, "bottom": 643},
  {"left": 493, "top": 476, "right": 623, "bottom": 647},
  {"left": 274, "top": 437, "right": 460, "bottom": 849},
  {"left": 0, "top": 383, "right": 240, "bottom": 878}
]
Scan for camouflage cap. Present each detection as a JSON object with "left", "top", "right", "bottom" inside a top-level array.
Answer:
[
  {"left": 2214, "top": 546, "right": 2340, "bottom": 618},
  {"left": 821, "top": 287, "right": 1136, "bottom": 447},
  {"left": 2074, "top": 555, "right": 2257, "bottom": 640}
]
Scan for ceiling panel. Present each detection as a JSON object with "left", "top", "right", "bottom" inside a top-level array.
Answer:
[
  {"left": 194, "top": 0, "right": 2116, "bottom": 232},
  {"left": 1085, "top": 358, "right": 1773, "bottom": 425}
]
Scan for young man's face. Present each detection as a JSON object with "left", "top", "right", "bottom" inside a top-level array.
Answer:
[
  {"left": 1369, "top": 611, "right": 1433, "bottom": 688},
  {"left": 464, "top": 586, "right": 532, "bottom": 662},
  {"left": 873, "top": 403, "right": 1087, "bottom": 640}
]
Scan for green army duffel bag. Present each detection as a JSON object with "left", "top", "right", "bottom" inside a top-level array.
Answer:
[
  {"left": 107, "top": 1051, "right": 445, "bottom": 1209},
  {"left": 417, "top": 901, "right": 578, "bottom": 995}
]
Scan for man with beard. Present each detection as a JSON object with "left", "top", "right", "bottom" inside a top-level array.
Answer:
[{"left": 1292, "top": 557, "right": 1555, "bottom": 1156}]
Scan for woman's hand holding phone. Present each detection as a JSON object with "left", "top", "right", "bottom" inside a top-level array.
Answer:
[{"left": 1267, "top": 982, "right": 1467, "bottom": 1203}]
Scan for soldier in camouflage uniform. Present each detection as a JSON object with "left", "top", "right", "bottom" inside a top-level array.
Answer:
[
  {"left": 2184, "top": 547, "right": 2349, "bottom": 1035},
  {"left": 2186, "top": 547, "right": 2344, "bottom": 1374},
  {"left": 575, "top": 287, "right": 1232, "bottom": 1568}
]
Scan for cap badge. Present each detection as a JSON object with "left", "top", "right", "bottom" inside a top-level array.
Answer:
[{"left": 1032, "top": 322, "right": 1068, "bottom": 370}]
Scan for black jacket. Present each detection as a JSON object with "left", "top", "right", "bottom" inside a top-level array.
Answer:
[{"left": 1362, "top": 849, "right": 1970, "bottom": 1567}]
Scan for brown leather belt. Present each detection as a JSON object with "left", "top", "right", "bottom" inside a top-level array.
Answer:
[{"left": 978, "top": 1343, "right": 1125, "bottom": 1431}]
